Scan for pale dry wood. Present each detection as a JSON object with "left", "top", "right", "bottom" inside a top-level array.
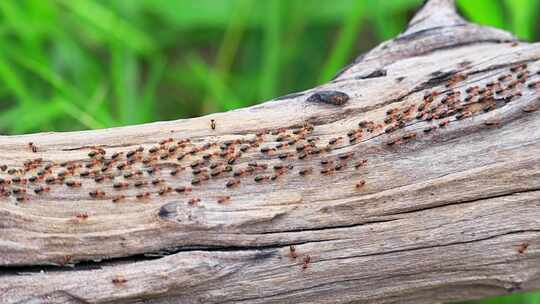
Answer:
[{"left": 1, "top": 0, "right": 540, "bottom": 303}]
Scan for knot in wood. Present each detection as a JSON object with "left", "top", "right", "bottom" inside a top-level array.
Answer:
[{"left": 306, "top": 90, "right": 350, "bottom": 106}]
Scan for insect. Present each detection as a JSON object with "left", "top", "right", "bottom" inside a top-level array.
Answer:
[
  {"left": 131, "top": 181, "right": 146, "bottom": 188},
  {"left": 151, "top": 178, "right": 164, "bottom": 186},
  {"left": 299, "top": 168, "right": 313, "bottom": 176},
  {"left": 423, "top": 126, "right": 437, "bottom": 133},
  {"left": 354, "top": 160, "right": 368, "bottom": 169},
  {"left": 217, "top": 196, "right": 231, "bottom": 204},
  {"left": 226, "top": 179, "right": 240, "bottom": 188},
  {"left": 76, "top": 213, "right": 89, "bottom": 220},
  {"left": 111, "top": 152, "right": 122, "bottom": 160},
  {"left": 402, "top": 132, "right": 417, "bottom": 140},
  {"left": 112, "top": 195, "right": 125, "bottom": 203},
  {"left": 328, "top": 137, "right": 342, "bottom": 145},
  {"left": 302, "top": 255, "right": 311, "bottom": 270},
  {"left": 34, "top": 186, "right": 50, "bottom": 194},
  {"left": 289, "top": 245, "right": 298, "bottom": 259},
  {"left": 338, "top": 152, "right": 354, "bottom": 161},
  {"left": 65, "top": 180, "right": 82, "bottom": 188},
  {"left": 28, "top": 142, "right": 38, "bottom": 153},
  {"left": 517, "top": 243, "right": 529, "bottom": 254},
  {"left": 384, "top": 126, "right": 397, "bottom": 134},
  {"left": 16, "top": 196, "right": 27, "bottom": 202},
  {"left": 12, "top": 188, "right": 26, "bottom": 195},
  {"left": 188, "top": 197, "right": 201, "bottom": 205},
  {"left": 355, "top": 180, "right": 366, "bottom": 189},
  {"left": 112, "top": 275, "right": 127, "bottom": 285},
  {"left": 254, "top": 175, "right": 269, "bottom": 183},
  {"left": 320, "top": 168, "right": 334, "bottom": 175},
  {"left": 113, "top": 182, "right": 129, "bottom": 190},
  {"left": 158, "top": 187, "right": 173, "bottom": 196},
  {"left": 175, "top": 186, "right": 192, "bottom": 193},
  {"left": 89, "top": 189, "right": 106, "bottom": 198},
  {"left": 136, "top": 192, "right": 151, "bottom": 200}
]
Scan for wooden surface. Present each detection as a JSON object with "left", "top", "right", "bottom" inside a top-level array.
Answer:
[{"left": 1, "top": 0, "right": 540, "bottom": 303}]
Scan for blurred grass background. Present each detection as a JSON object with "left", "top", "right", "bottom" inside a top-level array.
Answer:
[{"left": 0, "top": 0, "right": 539, "bottom": 301}]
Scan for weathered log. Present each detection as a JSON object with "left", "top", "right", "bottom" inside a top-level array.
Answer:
[{"left": 1, "top": 0, "right": 540, "bottom": 303}]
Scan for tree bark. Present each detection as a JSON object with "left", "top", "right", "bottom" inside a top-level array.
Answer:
[{"left": 1, "top": 0, "right": 540, "bottom": 303}]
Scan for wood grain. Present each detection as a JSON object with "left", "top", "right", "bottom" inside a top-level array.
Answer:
[{"left": 1, "top": 0, "right": 540, "bottom": 303}]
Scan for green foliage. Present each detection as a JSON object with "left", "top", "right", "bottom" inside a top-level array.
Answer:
[{"left": 0, "top": 1, "right": 538, "bottom": 301}]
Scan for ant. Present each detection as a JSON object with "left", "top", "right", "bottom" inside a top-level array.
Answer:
[
  {"left": 158, "top": 187, "right": 173, "bottom": 196},
  {"left": 188, "top": 197, "right": 201, "bottom": 205},
  {"left": 355, "top": 180, "right": 366, "bottom": 189},
  {"left": 175, "top": 186, "right": 192, "bottom": 193},
  {"left": 354, "top": 160, "right": 368, "bottom": 169},
  {"left": 34, "top": 186, "right": 50, "bottom": 194},
  {"left": 65, "top": 180, "right": 82, "bottom": 188},
  {"left": 76, "top": 213, "right": 89, "bottom": 220},
  {"left": 517, "top": 243, "right": 529, "bottom": 254},
  {"left": 113, "top": 182, "right": 129, "bottom": 190},
  {"left": 289, "top": 245, "right": 298, "bottom": 259},
  {"left": 28, "top": 142, "right": 38, "bottom": 153},
  {"left": 89, "top": 189, "right": 106, "bottom": 199},
  {"left": 136, "top": 192, "right": 151, "bottom": 200},
  {"left": 217, "top": 196, "right": 231, "bottom": 204},
  {"left": 226, "top": 179, "right": 240, "bottom": 188},
  {"left": 254, "top": 175, "right": 269, "bottom": 183},
  {"left": 299, "top": 168, "right": 313, "bottom": 176},
  {"left": 302, "top": 255, "right": 311, "bottom": 270},
  {"left": 16, "top": 196, "right": 28, "bottom": 202},
  {"left": 112, "top": 275, "right": 127, "bottom": 285},
  {"left": 424, "top": 126, "right": 437, "bottom": 133},
  {"left": 112, "top": 195, "right": 125, "bottom": 203}
]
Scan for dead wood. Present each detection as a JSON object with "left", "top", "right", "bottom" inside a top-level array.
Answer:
[{"left": 1, "top": 0, "right": 540, "bottom": 303}]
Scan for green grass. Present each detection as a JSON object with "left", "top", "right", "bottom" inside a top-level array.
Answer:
[{"left": 0, "top": 1, "right": 539, "bottom": 302}]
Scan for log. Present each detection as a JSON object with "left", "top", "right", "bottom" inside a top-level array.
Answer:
[{"left": 1, "top": 0, "right": 540, "bottom": 303}]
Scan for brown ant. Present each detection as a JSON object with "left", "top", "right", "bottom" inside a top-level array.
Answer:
[
  {"left": 299, "top": 168, "right": 313, "bottom": 176},
  {"left": 65, "top": 180, "right": 82, "bottom": 188},
  {"left": 354, "top": 160, "right": 367, "bottom": 169},
  {"left": 16, "top": 196, "right": 28, "bottom": 202},
  {"left": 112, "top": 195, "right": 125, "bottom": 203},
  {"left": 226, "top": 179, "right": 240, "bottom": 188},
  {"left": 338, "top": 151, "right": 354, "bottom": 160},
  {"left": 424, "top": 126, "right": 437, "bottom": 133},
  {"left": 34, "top": 186, "right": 50, "bottom": 194},
  {"left": 113, "top": 182, "right": 129, "bottom": 190},
  {"left": 254, "top": 175, "right": 269, "bottom": 183},
  {"left": 158, "top": 187, "right": 173, "bottom": 196},
  {"left": 175, "top": 186, "right": 192, "bottom": 193},
  {"left": 355, "top": 180, "right": 366, "bottom": 189},
  {"left": 136, "top": 192, "right": 151, "bottom": 200},
  {"left": 217, "top": 196, "right": 231, "bottom": 204},
  {"left": 89, "top": 189, "right": 106, "bottom": 199},
  {"left": 517, "top": 243, "right": 529, "bottom": 254},
  {"left": 28, "top": 142, "right": 38, "bottom": 153},
  {"left": 289, "top": 245, "right": 298, "bottom": 259},
  {"left": 112, "top": 275, "right": 127, "bottom": 285},
  {"left": 188, "top": 197, "right": 201, "bottom": 205},
  {"left": 76, "top": 213, "right": 89, "bottom": 220},
  {"left": 302, "top": 255, "right": 311, "bottom": 270}
]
